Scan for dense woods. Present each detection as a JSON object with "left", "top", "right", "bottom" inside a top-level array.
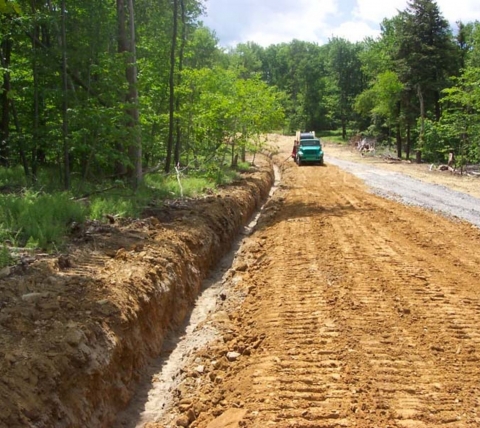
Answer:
[
  {"left": 1, "top": 0, "right": 480, "bottom": 252},
  {"left": 0, "top": 0, "right": 284, "bottom": 189}
]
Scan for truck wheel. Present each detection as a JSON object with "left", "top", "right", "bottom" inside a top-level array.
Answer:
[{"left": 296, "top": 156, "right": 302, "bottom": 166}]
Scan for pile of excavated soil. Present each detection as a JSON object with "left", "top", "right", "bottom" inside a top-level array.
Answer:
[{"left": 0, "top": 159, "right": 273, "bottom": 428}]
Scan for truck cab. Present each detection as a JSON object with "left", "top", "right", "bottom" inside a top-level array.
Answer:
[{"left": 294, "top": 131, "right": 324, "bottom": 166}]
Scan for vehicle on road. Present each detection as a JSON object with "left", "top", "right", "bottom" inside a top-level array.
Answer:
[{"left": 292, "top": 131, "right": 324, "bottom": 166}]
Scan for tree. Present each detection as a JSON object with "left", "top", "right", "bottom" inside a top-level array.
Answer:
[
  {"left": 0, "top": 0, "right": 20, "bottom": 166},
  {"left": 395, "top": 0, "right": 457, "bottom": 151},
  {"left": 437, "top": 68, "right": 480, "bottom": 167},
  {"left": 462, "top": 21, "right": 480, "bottom": 68},
  {"left": 327, "top": 38, "right": 365, "bottom": 139},
  {"left": 117, "top": 0, "right": 141, "bottom": 186},
  {"left": 355, "top": 71, "right": 404, "bottom": 155},
  {"left": 178, "top": 67, "right": 284, "bottom": 170},
  {"left": 165, "top": 0, "right": 178, "bottom": 173}
]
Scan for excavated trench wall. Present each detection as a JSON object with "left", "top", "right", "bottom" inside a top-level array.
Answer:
[{"left": 0, "top": 161, "right": 274, "bottom": 428}]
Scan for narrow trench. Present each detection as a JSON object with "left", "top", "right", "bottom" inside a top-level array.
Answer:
[{"left": 114, "top": 165, "right": 281, "bottom": 428}]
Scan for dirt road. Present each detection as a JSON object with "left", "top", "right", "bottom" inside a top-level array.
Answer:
[{"left": 155, "top": 136, "right": 480, "bottom": 428}]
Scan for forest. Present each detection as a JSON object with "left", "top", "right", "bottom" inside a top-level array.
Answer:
[{"left": 0, "top": 0, "right": 480, "bottom": 252}]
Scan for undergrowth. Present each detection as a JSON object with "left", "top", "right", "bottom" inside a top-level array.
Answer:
[{"left": 0, "top": 165, "right": 241, "bottom": 257}]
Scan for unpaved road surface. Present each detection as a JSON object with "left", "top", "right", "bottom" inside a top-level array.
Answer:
[{"left": 153, "top": 136, "right": 480, "bottom": 428}]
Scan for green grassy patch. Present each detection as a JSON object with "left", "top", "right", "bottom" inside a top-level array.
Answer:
[
  {"left": 0, "top": 191, "right": 87, "bottom": 249},
  {"left": 0, "top": 164, "right": 245, "bottom": 252}
]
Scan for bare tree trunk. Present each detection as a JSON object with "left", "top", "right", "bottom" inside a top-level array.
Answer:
[
  {"left": 174, "top": 0, "right": 186, "bottom": 167},
  {"left": 0, "top": 38, "right": 12, "bottom": 166},
  {"left": 116, "top": 0, "right": 128, "bottom": 177},
  {"left": 434, "top": 90, "right": 441, "bottom": 122},
  {"left": 396, "top": 123, "right": 402, "bottom": 159},
  {"left": 61, "top": 0, "right": 70, "bottom": 189},
  {"left": 31, "top": 9, "right": 40, "bottom": 180},
  {"left": 116, "top": 0, "right": 141, "bottom": 186},
  {"left": 165, "top": 0, "right": 178, "bottom": 173},
  {"left": 405, "top": 123, "right": 411, "bottom": 161},
  {"left": 395, "top": 101, "right": 402, "bottom": 159},
  {"left": 416, "top": 84, "right": 425, "bottom": 163},
  {"left": 127, "top": 0, "right": 141, "bottom": 188},
  {"left": 10, "top": 100, "right": 30, "bottom": 178}
]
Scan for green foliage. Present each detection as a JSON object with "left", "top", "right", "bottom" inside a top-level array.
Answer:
[
  {"left": 2, "top": 0, "right": 480, "bottom": 232},
  {"left": 326, "top": 38, "right": 366, "bottom": 138},
  {"left": 0, "top": 244, "right": 12, "bottom": 269},
  {"left": 0, "top": 0, "right": 22, "bottom": 15},
  {"left": 355, "top": 71, "right": 403, "bottom": 137},
  {"left": 89, "top": 196, "right": 138, "bottom": 221},
  {"left": 417, "top": 118, "right": 452, "bottom": 162},
  {"left": 0, "top": 166, "right": 27, "bottom": 188},
  {"left": 236, "top": 161, "right": 252, "bottom": 172},
  {"left": 396, "top": 0, "right": 456, "bottom": 90},
  {"left": 434, "top": 67, "right": 480, "bottom": 164},
  {"left": 318, "top": 129, "right": 352, "bottom": 143},
  {"left": 145, "top": 173, "right": 215, "bottom": 198},
  {"left": 0, "top": 191, "right": 86, "bottom": 249},
  {"left": 178, "top": 66, "right": 285, "bottom": 168},
  {"left": 465, "top": 22, "right": 480, "bottom": 68}
]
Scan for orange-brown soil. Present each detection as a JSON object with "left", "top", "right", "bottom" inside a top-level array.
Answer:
[
  {"left": 152, "top": 136, "right": 480, "bottom": 428},
  {"left": 0, "top": 162, "right": 273, "bottom": 428},
  {"left": 3, "top": 134, "right": 480, "bottom": 428}
]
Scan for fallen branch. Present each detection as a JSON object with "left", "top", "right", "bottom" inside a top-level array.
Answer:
[
  {"left": 73, "top": 185, "right": 120, "bottom": 200},
  {"left": 175, "top": 163, "right": 184, "bottom": 198},
  {"left": 437, "top": 165, "right": 455, "bottom": 173}
]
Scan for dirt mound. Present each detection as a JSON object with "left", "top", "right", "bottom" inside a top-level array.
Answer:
[{"left": 0, "top": 160, "right": 273, "bottom": 428}]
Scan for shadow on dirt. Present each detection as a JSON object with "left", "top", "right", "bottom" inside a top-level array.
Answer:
[{"left": 113, "top": 201, "right": 253, "bottom": 428}]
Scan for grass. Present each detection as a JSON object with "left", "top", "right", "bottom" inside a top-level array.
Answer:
[
  {"left": 236, "top": 161, "right": 253, "bottom": 172},
  {"left": 0, "top": 244, "right": 12, "bottom": 269},
  {"left": 0, "top": 162, "right": 246, "bottom": 255},
  {"left": 0, "top": 191, "right": 87, "bottom": 249},
  {"left": 0, "top": 173, "right": 223, "bottom": 252},
  {"left": 317, "top": 129, "right": 353, "bottom": 144},
  {"left": 0, "top": 166, "right": 27, "bottom": 189}
]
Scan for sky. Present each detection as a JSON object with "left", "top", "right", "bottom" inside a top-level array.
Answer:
[{"left": 201, "top": 0, "right": 480, "bottom": 48}]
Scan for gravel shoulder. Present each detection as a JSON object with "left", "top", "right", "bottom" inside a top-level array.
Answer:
[
  {"left": 324, "top": 142, "right": 480, "bottom": 200},
  {"left": 326, "top": 154, "right": 480, "bottom": 228}
]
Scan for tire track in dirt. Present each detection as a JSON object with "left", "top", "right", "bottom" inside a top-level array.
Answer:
[{"left": 155, "top": 137, "right": 480, "bottom": 428}]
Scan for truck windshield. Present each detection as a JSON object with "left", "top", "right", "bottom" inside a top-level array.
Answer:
[{"left": 301, "top": 140, "right": 320, "bottom": 147}]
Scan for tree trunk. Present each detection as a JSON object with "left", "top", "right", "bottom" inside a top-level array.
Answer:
[
  {"left": 31, "top": 16, "right": 40, "bottom": 180},
  {"left": 405, "top": 123, "right": 411, "bottom": 160},
  {"left": 396, "top": 123, "right": 402, "bottom": 159},
  {"left": 174, "top": 0, "right": 186, "bottom": 167},
  {"left": 10, "top": 100, "right": 30, "bottom": 178},
  {"left": 115, "top": 0, "right": 128, "bottom": 177},
  {"left": 61, "top": 0, "right": 70, "bottom": 190},
  {"left": 116, "top": 0, "right": 141, "bottom": 186},
  {"left": 126, "top": 0, "right": 141, "bottom": 188},
  {"left": 395, "top": 101, "right": 402, "bottom": 159},
  {"left": 416, "top": 84, "right": 425, "bottom": 160},
  {"left": 165, "top": 0, "right": 178, "bottom": 173},
  {"left": 0, "top": 38, "right": 12, "bottom": 166},
  {"left": 434, "top": 90, "right": 441, "bottom": 122}
]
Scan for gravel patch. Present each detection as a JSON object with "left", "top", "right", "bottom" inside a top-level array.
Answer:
[{"left": 326, "top": 155, "right": 480, "bottom": 228}]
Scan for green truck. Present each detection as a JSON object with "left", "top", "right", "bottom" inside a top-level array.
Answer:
[{"left": 292, "top": 131, "right": 324, "bottom": 166}]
